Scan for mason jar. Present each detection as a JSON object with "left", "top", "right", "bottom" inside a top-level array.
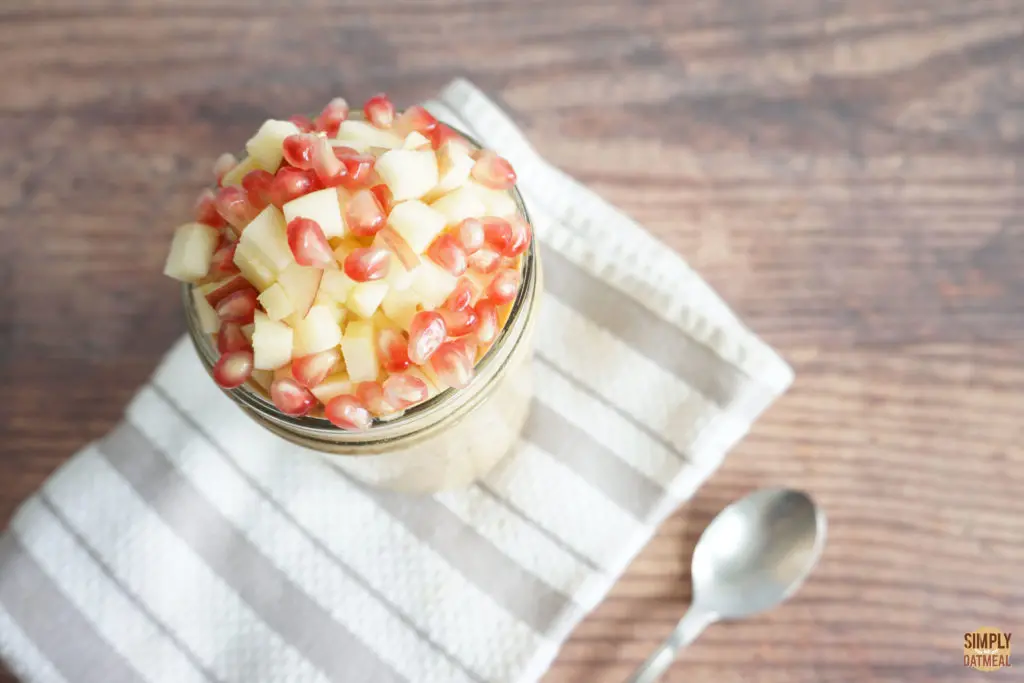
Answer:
[{"left": 183, "top": 157, "right": 541, "bottom": 493}]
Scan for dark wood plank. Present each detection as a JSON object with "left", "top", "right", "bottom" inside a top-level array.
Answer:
[{"left": 1, "top": 1, "right": 1022, "bottom": 681}]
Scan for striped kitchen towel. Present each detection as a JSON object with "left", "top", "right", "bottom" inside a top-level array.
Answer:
[{"left": 0, "top": 79, "right": 794, "bottom": 683}]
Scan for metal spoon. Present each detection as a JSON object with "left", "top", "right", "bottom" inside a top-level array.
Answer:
[{"left": 626, "top": 488, "right": 827, "bottom": 683}]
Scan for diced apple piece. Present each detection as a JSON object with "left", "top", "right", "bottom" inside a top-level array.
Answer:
[
  {"left": 429, "top": 187, "right": 487, "bottom": 227},
  {"left": 257, "top": 283, "right": 294, "bottom": 321},
  {"left": 347, "top": 281, "right": 389, "bottom": 319},
  {"left": 335, "top": 120, "right": 404, "bottom": 151},
  {"left": 314, "top": 290, "right": 348, "bottom": 325},
  {"left": 164, "top": 223, "right": 219, "bottom": 283},
  {"left": 380, "top": 286, "right": 420, "bottom": 331},
  {"left": 371, "top": 232, "right": 418, "bottom": 290},
  {"left": 251, "top": 314, "right": 294, "bottom": 370},
  {"left": 402, "top": 131, "right": 431, "bottom": 149},
  {"left": 283, "top": 188, "right": 345, "bottom": 239},
  {"left": 191, "top": 286, "right": 220, "bottom": 334},
  {"left": 310, "top": 372, "right": 354, "bottom": 403},
  {"left": 250, "top": 369, "right": 274, "bottom": 393},
  {"left": 468, "top": 181, "right": 518, "bottom": 217},
  {"left": 246, "top": 119, "right": 301, "bottom": 171},
  {"left": 293, "top": 304, "right": 342, "bottom": 356},
  {"left": 406, "top": 366, "right": 442, "bottom": 398},
  {"left": 374, "top": 149, "right": 438, "bottom": 202},
  {"left": 432, "top": 142, "right": 476, "bottom": 197},
  {"left": 239, "top": 205, "right": 293, "bottom": 273},
  {"left": 233, "top": 240, "right": 276, "bottom": 291},
  {"left": 387, "top": 200, "right": 447, "bottom": 254},
  {"left": 277, "top": 262, "right": 323, "bottom": 324},
  {"left": 320, "top": 267, "right": 357, "bottom": 303},
  {"left": 220, "top": 156, "right": 263, "bottom": 188},
  {"left": 340, "top": 320, "right": 379, "bottom": 382},
  {"left": 241, "top": 323, "right": 255, "bottom": 342},
  {"left": 411, "top": 260, "right": 459, "bottom": 309}
]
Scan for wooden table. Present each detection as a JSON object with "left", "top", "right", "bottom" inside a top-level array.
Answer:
[{"left": 2, "top": 1, "right": 1021, "bottom": 681}]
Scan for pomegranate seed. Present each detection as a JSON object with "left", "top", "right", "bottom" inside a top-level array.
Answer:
[
  {"left": 270, "top": 378, "right": 317, "bottom": 417},
  {"left": 345, "top": 189, "right": 386, "bottom": 237},
  {"left": 292, "top": 348, "right": 341, "bottom": 388},
  {"left": 242, "top": 169, "right": 275, "bottom": 210},
  {"left": 471, "top": 150, "right": 516, "bottom": 190},
  {"left": 443, "top": 278, "right": 475, "bottom": 311},
  {"left": 311, "top": 138, "right": 345, "bottom": 184},
  {"left": 344, "top": 247, "right": 390, "bottom": 282},
  {"left": 364, "top": 93, "right": 395, "bottom": 128},
  {"left": 216, "top": 287, "right": 259, "bottom": 324},
  {"left": 468, "top": 248, "right": 501, "bottom": 274},
  {"left": 377, "top": 328, "right": 412, "bottom": 372},
  {"left": 429, "top": 123, "right": 471, "bottom": 155},
  {"left": 324, "top": 394, "right": 372, "bottom": 430},
  {"left": 209, "top": 243, "right": 240, "bottom": 278},
  {"left": 356, "top": 381, "right": 394, "bottom": 416},
  {"left": 333, "top": 148, "right": 375, "bottom": 188},
  {"left": 474, "top": 299, "right": 499, "bottom": 343},
  {"left": 456, "top": 218, "right": 485, "bottom": 254},
  {"left": 217, "top": 322, "right": 252, "bottom": 354},
  {"left": 505, "top": 215, "right": 531, "bottom": 257},
  {"left": 270, "top": 167, "right": 318, "bottom": 207},
  {"left": 315, "top": 97, "right": 349, "bottom": 136},
  {"left": 480, "top": 217, "right": 513, "bottom": 252},
  {"left": 213, "top": 153, "right": 238, "bottom": 185},
  {"left": 195, "top": 188, "right": 228, "bottom": 228},
  {"left": 205, "top": 274, "right": 250, "bottom": 307},
  {"left": 376, "top": 226, "right": 420, "bottom": 270},
  {"left": 429, "top": 339, "right": 475, "bottom": 389},
  {"left": 382, "top": 373, "right": 428, "bottom": 409},
  {"left": 289, "top": 114, "right": 315, "bottom": 133},
  {"left": 215, "top": 186, "right": 258, "bottom": 229},
  {"left": 438, "top": 305, "right": 478, "bottom": 337},
  {"left": 286, "top": 218, "right": 334, "bottom": 268},
  {"left": 394, "top": 105, "right": 438, "bottom": 138},
  {"left": 283, "top": 134, "right": 319, "bottom": 169},
  {"left": 426, "top": 234, "right": 467, "bottom": 276},
  {"left": 370, "top": 184, "right": 395, "bottom": 214},
  {"left": 212, "top": 350, "right": 254, "bottom": 389},
  {"left": 487, "top": 268, "right": 520, "bottom": 304},
  {"left": 408, "top": 311, "right": 446, "bottom": 364}
]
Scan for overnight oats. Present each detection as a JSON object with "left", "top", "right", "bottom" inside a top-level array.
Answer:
[{"left": 163, "top": 94, "right": 540, "bottom": 492}]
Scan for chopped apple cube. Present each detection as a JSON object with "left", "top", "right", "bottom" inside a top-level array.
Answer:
[
  {"left": 233, "top": 240, "right": 276, "bottom": 291},
  {"left": 406, "top": 366, "right": 442, "bottom": 398},
  {"left": 429, "top": 187, "right": 487, "bottom": 227},
  {"left": 432, "top": 141, "right": 476, "bottom": 197},
  {"left": 283, "top": 188, "right": 346, "bottom": 239},
  {"left": 319, "top": 268, "right": 357, "bottom": 303},
  {"left": 294, "top": 304, "right": 342, "bottom": 356},
  {"left": 402, "top": 131, "right": 431, "bottom": 149},
  {"left": 245, "top": 119, "right": 301, "bottom": 171},
  {"left": 468, "top": 181, "right": 518, "bottom": 217},
  {"left": 257, "top": 283, "right": 294, "bottom": 321},
  {"left": 277, "top": 262, "right": 323, "bottom": 324},
  {"left": 251, "top": 313, "right": 294, "bottom": 370},
  {"left": 380, "top": 286, "right": 420, "bottom": 331},
  {"left": 241, "top": 323, "right": 255, "bottom": 342},
  {"left": 313, "top": 290, "right": 348, "bottom": 325},
  {"left": 387, "top": 200, "right": 447, "bottom": 254},
  {"left": 340, "top": 320, "right": 379, "bottom": 382},
  {"left": 191, "top": 286, "right": 220, "bottom": 334},
  {"left": 240, "top": 205, "right": 293, "bottom": 273},
  {"left": 164, "top": 223, "right": 219, "bottom": 283},
  {"left": 310, "top": 372, "right": 354, "bottom": 403},
  {"left": 411, "top": 260, "right": 459, "bottom": 309},
  {"left": 347, "top": 281, "right": 389, "bottom": 319},
  {"left": 335, "top": 120, "right": 403, "bottom": 151},
  {"left": 374, "top": 149, "right": 439, "bottom": 202},
  {"left": 250, "top": 369, "right": 274, "bottom": 392},
  {"left": 220, "top": 156, "right": 263, "bottom": 188}
]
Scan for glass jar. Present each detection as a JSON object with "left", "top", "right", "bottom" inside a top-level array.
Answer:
[{"left": 183, "top": 173, "right": 541, "bottom": 493}]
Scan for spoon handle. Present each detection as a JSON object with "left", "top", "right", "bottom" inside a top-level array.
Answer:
[{"left": 624, "top": 608, "right": 716, "bottom": 683}]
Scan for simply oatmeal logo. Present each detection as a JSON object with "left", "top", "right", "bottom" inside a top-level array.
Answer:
[{"left": 964, "top": 627, "right": 1012, "bottom": 672}]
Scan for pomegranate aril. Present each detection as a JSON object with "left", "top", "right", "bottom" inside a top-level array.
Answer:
[
  {"left": 474, "top": 298, "right": 499, "bottom": 343},
  {"left": 270, "top": 167, "right": 318, "bottom": 207},
  {"left": 205, "top": 274, "right": 250, "bottom": 307},
  {"left": 382, "top": 373, "right": 429, "bottom": 409},
  {"left": 370, "top": 184, "right": 395, "bottom": 214},
  {"left": 345, "top": 188, "right": 386, "bottom": 237},
  {"left": 289, "top": 114, "right": 315, "bottom": 133},
  {"left": 429, "top": 123, "right": 471, "bottom": 155},
  {"left": 334, "top": 149, "right": 375, "bottom": 188},
  {"left": 408, "top": 311, "right": 447, "bottom": 364},
  {"left": 427, "top": 234, "right": 468, "bottom": 276},
  {"left": 438, "top": 305, "right": 478, "bottom": 337},
  {"left": 468, "top": 248, "right": 501, "bottom": 274},
  {"left": 312, "top": 138, "right": 346, "bottom": 185},
  {"left": 217, "top": 322, "right": 252, "bottom": 354},
  {"left": 213, "top": 350, "right": 254, "bottom": 389},
  {"left": 315, "top": 97, "right": 350, "bottom": 135},
  {"left": 377, "top": 328, "right": 412, "bottom": 372},
  {"left": 376, "top": 226, "right": 420, "bottom": 270},
  {"left": 209, "top": 243, "right": 240, "bottom": 277},
  {"left": 286, "top": 217, "right": 334, "bottom": 267},
  {"left": 270, "top": 378, "right": 317, "bottom": 417},
  {"left": 216, "top": 287, "right": 259, "bottom": 324},
  {"left": 364, "top": 93, "right": 395, "bottom": 128},
  {"left": 443, "top": 277, "right": 475, "bottom": 311},
  {"left": 487, "top": 268, "right": 520, "bottom": 304},
  {"left": 481, "top": 217, "right": 513, "bottom": 252},
  {"left": 292, "top": 348, "right": 341, "bottom": 388},
  {"left": 456, "top": 218, "right": 485, "bottom": 254},
  {"left": 429, "top": 339, "right": 475, "bottom": 389},
  {"left": 282, "top": 134, "right": 319, "bottom": 169},
  {"left": 195, "top": 188, "right": 228, "bottom": 228},
  {"left": 213, "top": 153, "right": 238, "bottom": 184},
  {"left": 356, "top": 381, "right": 394, "bottom": 416},
  {"left": 394, "top": 105, "right": 438, "bottom": 138},
  {"left": 344, "top": 247, "right": 390, "bottom": 282},
  {"left": 242, "top": 169, "right": 275, "bottom": 210},
  {"left": 325, "top": 394, "right": 372, "bottom": 431},
  {"left": 471, "top": 150, "right": 517, "bottom": 190},
  {"left": 505, "top": 215, "right": 531, "bottom": 257},
  {"left": 215, "top": 186, "right": 258, "bottom": 230}
]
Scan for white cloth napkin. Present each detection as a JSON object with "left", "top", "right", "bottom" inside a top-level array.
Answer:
[{"left": 0, "top": 79, "right": 793, "bottom": 683}]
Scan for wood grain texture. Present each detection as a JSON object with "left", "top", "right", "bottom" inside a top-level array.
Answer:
[{"left": 1, "top": 1, "right": 1022, "bottom": 681}]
